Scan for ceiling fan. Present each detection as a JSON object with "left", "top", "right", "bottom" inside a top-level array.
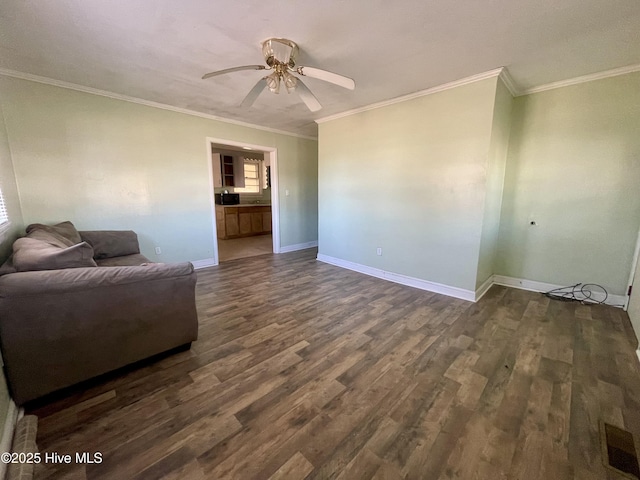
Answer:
[{"left": 202, "top": 38, "right": 355, "bottom": 112}]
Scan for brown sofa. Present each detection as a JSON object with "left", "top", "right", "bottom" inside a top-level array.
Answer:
[{"left": 0, "top": 222, "right": 198, "bottom": 405}]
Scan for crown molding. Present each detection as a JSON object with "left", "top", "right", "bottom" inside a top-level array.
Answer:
[
  {"left": 4, "top": 63, "right": 638, "bottom": 134},
  {"left": 518, "top": 63, "right": 640, "bottom": 96},
  {"left": 315, "top": 62, "right": 640, "bottom": 126},
  {"left": 316, "top": 67, "right": 506, "bottom": 124},
  {"left": 0, "top": 68, "right": 318, "bottom": 141},
  {"left": 498, "top": 68, "right": 519, "bottom": 96}
]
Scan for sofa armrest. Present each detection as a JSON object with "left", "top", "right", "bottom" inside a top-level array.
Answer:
[
  {"left": 79, "top": 230, "right": 140, "bottom": 259},
  {"left": 0, "top": 263, "right": 198, "bottom": 404}
]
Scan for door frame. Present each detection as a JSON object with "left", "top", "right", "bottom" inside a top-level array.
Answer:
[
  {"left": 206, "top": 137, "right": 280, "bottom": 265},
  {"left": 625, "top": 225, "right": 640, "bottom": 311}
]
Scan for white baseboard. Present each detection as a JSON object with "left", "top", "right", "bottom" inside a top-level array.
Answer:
[
  {"left": 475, "top": 275, "right": 494, "bottom": 302},
  {"left": 191, "top": 258, "right": 217, "bottom": 270},
  {"left": 316, "top": 254, "right": 476, "bottom": 302},
  {"left": 0, "top": 399, "right": 20, "bottom": 480},
  {"left": 313, "top": 256, "right": 628, "bottom": 308},
  {"left": 637, "top": 349, "right": 640, "bottom": 365},
  {"left": 279, "top": 241, "right": 318, "bottom": 254},
  {"left": 492, "top": 275, "right": 626, "bottom": 307}
]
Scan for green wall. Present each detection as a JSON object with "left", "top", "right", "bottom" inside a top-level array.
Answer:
[
  {"left": 0, "top": 94, "right": 24, "bottom": 262},
  {"left": 0, "top": 77, "right": 318, "bottom": 263},
  {"left": 476, "top": 78, "right": 513, "bottom": 288},
  {"left": 319, "top": 71, "right": 640, "bottom": 300},
  {"left": 0, "top": 92, "right": 23, "bottom": 447},
  {"left": 496, "top": 72, "right": 640, "bottom": 295},
  {"left": 318, "top": 77, "right": 499, "bottom": 291}
]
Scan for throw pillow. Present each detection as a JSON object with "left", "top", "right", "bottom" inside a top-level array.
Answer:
[
  {"left": 12, "top": 238, "right": 97, "bottom": 272},
  {"left": 26, "top": 221, "right": 83, "bottom": 245},
  {"left": 26, "top": 228, "right": 75, "bottom": 248}
]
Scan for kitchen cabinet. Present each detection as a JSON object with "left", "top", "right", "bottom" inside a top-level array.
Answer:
[
  {"left": 225, "top": 208, "right": 240, "bottom": 236},
  {"left": 239, "top": 212, "right": 252, "bottom": 235},
  {"left": 216, "top": 205, "right": 272, "bottom": 239},
  {"left": 262, "top": 212, "right": 272, "bottom": 232},
  {"left": 212, "top": 153, "right": 246, "bottom": 188},
  {"left": 251, "top": 213, "right": 263, "bottom": 232},
  {"left": 212, "top": 153, "right": 223, "bottom": 188},
  {"left": 222, "top": 155, "right": 235, "bottom": 187}
]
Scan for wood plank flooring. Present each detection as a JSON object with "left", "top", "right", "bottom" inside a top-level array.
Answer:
[{"left": 28, "top": 248, "right": 640, "bottom": 479}]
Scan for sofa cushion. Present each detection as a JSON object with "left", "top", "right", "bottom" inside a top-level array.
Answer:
[
  {"left": 0, "top": 255, "right": 17, "bottom": 276},
  {"left": 80, "top": 230, "right": 140, "bottom": 259},
  {"left": 96, "top": 254, "right": 152, "bottom": 267},
  {"left": 26, "top": 221, "right": 82, "bottom": 245},
  {"left": 12, "top": 238, "right": 97, "bottom": 272}
]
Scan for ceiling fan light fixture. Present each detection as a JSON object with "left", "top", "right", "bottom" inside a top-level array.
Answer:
[
  {"left": 283, "top": 71, "right": 298, "bottom": 93},
  {"left": 265, "top": 72, "right": 280, "bottom": 94}
]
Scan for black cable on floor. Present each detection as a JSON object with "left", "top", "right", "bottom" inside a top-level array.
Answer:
[{"left": 544, "top": 282, "right": 608, "bottom": 305}]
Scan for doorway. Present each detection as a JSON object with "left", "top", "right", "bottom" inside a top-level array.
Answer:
[
  {"left": 206, "top": 137, "right": 280, "bottom": 265},
  {"left": 626, "top": 226, "right": 640, "bottom": 360}
]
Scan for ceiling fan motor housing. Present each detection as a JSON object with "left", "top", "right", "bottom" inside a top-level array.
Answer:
[{"left": 262, "top": 38, "right": 298, "bottom": 68}]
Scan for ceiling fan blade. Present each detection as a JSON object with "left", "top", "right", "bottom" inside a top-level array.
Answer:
[
  {"left": 202, "top": 65, "right": 266, "bottom": 80},
  {"left": 296, "top": 66, "right": 355, "bottom": 90},
  {"left": 241, "top": 78, "right": 267, "bottom": 108},
  {"left": 296, "top": 79, "right": 322, "bottom": 112}
]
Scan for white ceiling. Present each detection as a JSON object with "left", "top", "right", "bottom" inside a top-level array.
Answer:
[{"left": 1, "top": 0, "right": 639, "bottom": 137}]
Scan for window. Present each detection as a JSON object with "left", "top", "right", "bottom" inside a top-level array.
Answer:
[
  {"left": 234, "top": 160, "right": 262, "bottom": 194},
  {"left": 0, "top": 185, "right": 10, "bottom": 235}
]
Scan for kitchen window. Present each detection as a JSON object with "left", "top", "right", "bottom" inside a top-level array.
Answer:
[{"left": 234, "top": 160, "right": 261, "bottom": 194}]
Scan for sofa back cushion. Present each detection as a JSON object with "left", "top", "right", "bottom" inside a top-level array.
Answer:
[
  {"left": 12, "top": 238, "right": 97, "bottom": 272},
  {"left": 79, "top": 230, "right": 140, "bottom": 259},
  {"left": 25, "top": 221, "right": 82, "bottom": 246}
]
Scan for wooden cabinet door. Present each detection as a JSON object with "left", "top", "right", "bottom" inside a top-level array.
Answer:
[
  {"left": 251, "top": 213, "right": 263, "bottom": 233},
  {"left": 239, "top": 212, "right": 252, "bottom": 235},
  {"left": 226, "top": 213, "right": 239, "bottom": 236},
  {"left": 215, "top": 206, "right": 225, "bottom": 238},
  {"left": 212, "top": 153, "right": 223, "bottom": 188},
  {"left": 262, "top": 212, "right": 272, "bottom": 232},
  {"left": 233, "top": 156, "right": 246, "bottom": 188}
]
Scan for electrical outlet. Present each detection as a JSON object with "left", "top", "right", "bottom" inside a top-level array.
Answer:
[
  {"left": 155, "top": 247, "right": 162, "bottom": 255},
  {"left": 285, "top": 189, "right": 290, "bottom": 196},
  {"left": 376, "top": 247, "right": 382, "bottom": 256}
]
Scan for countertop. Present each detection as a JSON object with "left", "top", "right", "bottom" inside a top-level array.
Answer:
[{"left": 217, "top": 204, "right": 271, "bottom": 208}]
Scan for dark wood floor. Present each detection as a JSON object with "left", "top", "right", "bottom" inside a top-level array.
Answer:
[{"left": 30, "top": 248, "right": 640, "bottom": 479}]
